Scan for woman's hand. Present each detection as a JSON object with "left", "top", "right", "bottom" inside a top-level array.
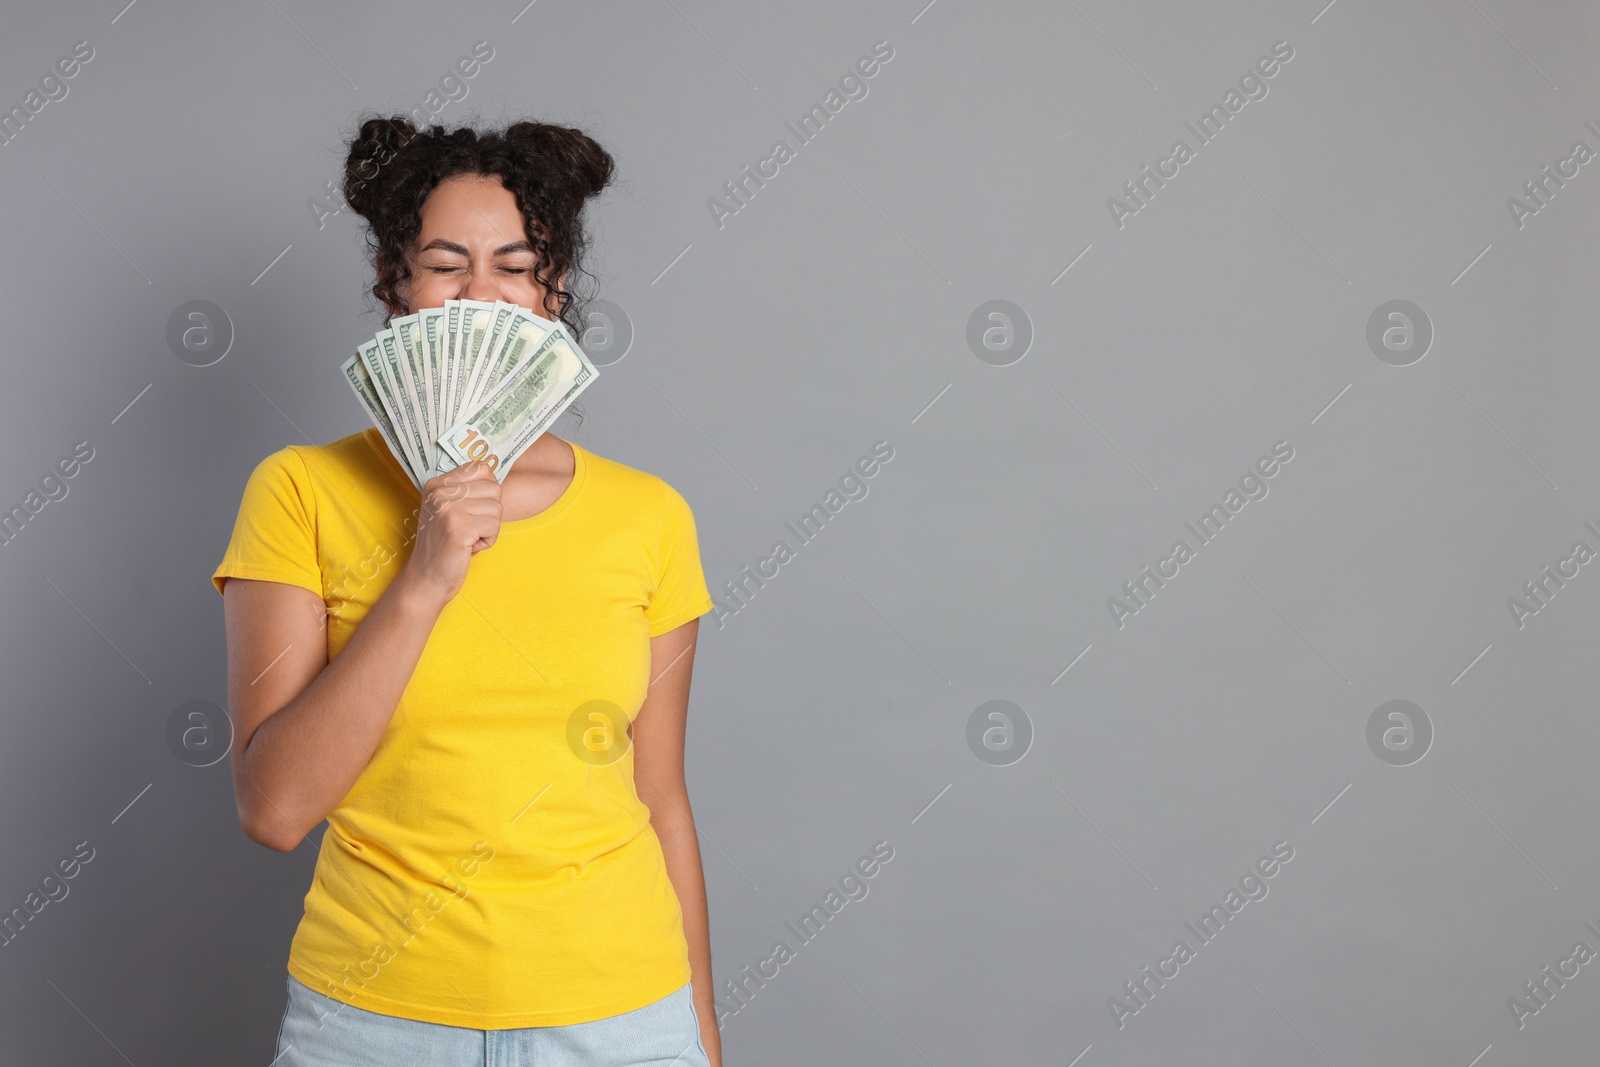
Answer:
[{"left": 398, "top": 460, "right": 503, "bottom": 609}]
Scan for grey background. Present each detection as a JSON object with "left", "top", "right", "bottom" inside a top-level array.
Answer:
[{"left": 1, "top": 0, "right": 1596, "bottom": 1063}]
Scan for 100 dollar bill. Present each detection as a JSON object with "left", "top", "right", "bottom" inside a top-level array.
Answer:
[
  {"left": 450, "top": 299, "right": 496, "bottom": 421},
  {"left": 434, "top": 322, "right": 597, "bottom": 482},
  {"left": 468, "top": 307, "right": 553, "bottom": 409},
  {"left": 341, "top": 353, "right": 422, "bottom": 489}
]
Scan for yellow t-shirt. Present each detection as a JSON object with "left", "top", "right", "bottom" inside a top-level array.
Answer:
[{"left": 210, "top": 427, "right": 715, "bottom": 1027}]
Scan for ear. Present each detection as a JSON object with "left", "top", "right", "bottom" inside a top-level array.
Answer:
[
  {"left": 547, "top": 269, "right": 570, "bottom": 322},
  {"left": 378, "top": 250, "right": 411, "bottom": 317}
]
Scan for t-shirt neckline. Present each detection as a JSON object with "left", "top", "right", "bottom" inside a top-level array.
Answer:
[
  {"left": 500, "top": 437, "right": 586, "bottom": 532},
  {"left": 362, "top": 427, "right": 587, "bottom": 531}
]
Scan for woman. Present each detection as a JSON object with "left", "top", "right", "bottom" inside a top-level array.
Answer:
[{"left": 211, "top": 117, "right": 721, "bottom": 1067}]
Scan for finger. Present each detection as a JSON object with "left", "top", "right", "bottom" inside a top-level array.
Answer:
[
  {"left": 431, "top": 474, "right": 500, "bottom": 506},
  {"left": 439, "top": 460, "right": 491, "bottom": 485}
]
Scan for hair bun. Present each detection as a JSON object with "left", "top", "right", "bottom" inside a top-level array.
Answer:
[
  {"left": 344, "top": 116, "right": 421, "bottom": 220},
  {"left": 505, "top": 122, "right": 614, "bottom": 201}
]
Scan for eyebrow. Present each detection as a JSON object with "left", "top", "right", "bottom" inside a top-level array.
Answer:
[{"left": 418, "top": 238, "right": 535, "bottom": 256}]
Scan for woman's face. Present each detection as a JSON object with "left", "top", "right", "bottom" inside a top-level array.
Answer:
[{"left": 395, "top": 173, "right": 560, "bottom": 318}]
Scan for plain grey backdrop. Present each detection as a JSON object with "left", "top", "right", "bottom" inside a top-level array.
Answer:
[{"left": 2, "top": 0, "right": 1598, "bottom": 1063}]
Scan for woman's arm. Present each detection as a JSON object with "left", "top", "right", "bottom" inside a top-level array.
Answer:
[
  {"left": 632, "top": 617, "right": 721, "bottom": 1067},
  {"left": 222, "top": 571, "right": 445, "bottom": 851},
  {"left": 223, "top": 462, "right": 503, "bottom": 851}
]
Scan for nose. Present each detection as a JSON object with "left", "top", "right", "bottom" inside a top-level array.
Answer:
[{"left": 461, "top": 268, "right": 498, "bottom": 303}]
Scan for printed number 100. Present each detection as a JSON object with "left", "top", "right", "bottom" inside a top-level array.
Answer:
[{"left": 453, "top": 429, "right": 500, "bottom": 471}]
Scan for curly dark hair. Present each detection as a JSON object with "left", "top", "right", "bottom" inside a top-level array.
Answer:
[{"left": 341, "top": 115, "right": 615, "bottom": 341}]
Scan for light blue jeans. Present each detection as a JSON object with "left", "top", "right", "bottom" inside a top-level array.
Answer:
[{"left": 272, "top": 973, "right": 712, "bottom": 1067}]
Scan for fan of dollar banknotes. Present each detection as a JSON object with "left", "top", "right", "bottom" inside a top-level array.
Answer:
[{"left": 340, "top": 300, "right": 598, "bottom": 489}]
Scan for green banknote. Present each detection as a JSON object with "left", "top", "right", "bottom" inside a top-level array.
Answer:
[
  {"left": 346, "top": 304, "right": 597, "bottom": 488},
  {"left": 434, "top": 322, "right": 597, "bottom": 482}
]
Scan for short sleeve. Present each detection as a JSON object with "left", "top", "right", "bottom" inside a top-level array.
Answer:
[
  {"left": 643, "top": 481, "right": 714, "bottom": 637},
  {"left": 211, "top": 446, "right": 323, "bottom": 598}
]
